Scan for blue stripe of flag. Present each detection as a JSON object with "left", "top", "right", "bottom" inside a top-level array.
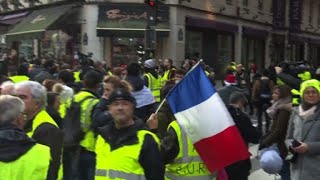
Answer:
[{"left": 167, "top": 64, "right": 216, "bottom": 114}]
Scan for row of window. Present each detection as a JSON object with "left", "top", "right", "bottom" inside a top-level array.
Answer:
[
  {"left": 226, "top": 0, "right": 264, "bottom": 10},
  {"left": 307, "top": 0, "right": 320, "bottom": 25},
  {"left": 225, "top": 0, "right": 320, "bottom": 26}
]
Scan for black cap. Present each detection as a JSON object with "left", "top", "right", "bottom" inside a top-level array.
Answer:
[{"left": 109, "top": 88, "right": 136, "bottom": 106}]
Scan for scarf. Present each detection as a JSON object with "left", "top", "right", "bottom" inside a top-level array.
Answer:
[
  {"left": 299, "top": 105, "right": 317, "bottom": 120},
  {"left": 266, "top": 97, "right": 292, "bottom": 119}
]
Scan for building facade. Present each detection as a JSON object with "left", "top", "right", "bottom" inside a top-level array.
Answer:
[{"left": 0, "top": 0, "right": 319, "bottom": 78}]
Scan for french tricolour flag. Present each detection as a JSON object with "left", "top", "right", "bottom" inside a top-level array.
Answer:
[{"left": 166, "top": 64, "right": 250, "bottom": 172}]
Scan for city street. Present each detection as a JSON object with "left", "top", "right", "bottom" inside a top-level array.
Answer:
[{"left": 247, "top": 113, "right": 280, "bottom": 180}]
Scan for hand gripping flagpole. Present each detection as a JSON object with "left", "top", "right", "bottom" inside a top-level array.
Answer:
[{"left": 154, "top": 59, "right": 204, "bottom": 114}]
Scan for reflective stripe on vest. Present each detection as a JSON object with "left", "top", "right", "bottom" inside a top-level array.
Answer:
[
  {"left": 95, "top": 130, "right": 160, "bottom": 180},
  {"left": 165, "top": 121, "right": 216, "bottom": 180},
  {"left": 0, "top": 143, "right": 51, "bottom": 180},
  {"left": 73, "top": 91, "right": 99, "bottom": 152},
  {"left": 145, "top": 73, "right": 162, "bottom": 102},
  {"left": 166, "top": 173, "right": 216, "bottom": 180},
  {"left": 96, "top": 169, "right": 146, "bottom": 180}
]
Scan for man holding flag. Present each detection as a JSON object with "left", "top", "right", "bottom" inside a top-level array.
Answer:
[{"left": 148, "top": 62, "right": 250, "bottom": 180}]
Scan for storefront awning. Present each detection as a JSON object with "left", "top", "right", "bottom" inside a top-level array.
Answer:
[
  {"left": 5, "top": 4, "right": 73, "bottom": 41},
  {"left": 289, "top": 34, "right": 308, "bottom": 44},
  {"left": 242, "top": 26, "right": 269, "bottom": 39},
  {"left": 186, "top": 16, "right": 238, "bottom": 33},
  {"left": 97, "top": 4, "right": 170, "bottom": 37},
  {"left": 0, "top": 12, "right": 29, "bottom": 26},
  {"left": 0, "top": 12, "right": 29, "bottom": 34}
]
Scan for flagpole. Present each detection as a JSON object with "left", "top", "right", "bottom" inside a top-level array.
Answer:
[{"left": 154, "top": 59, "right": 204, "bottom": 114}]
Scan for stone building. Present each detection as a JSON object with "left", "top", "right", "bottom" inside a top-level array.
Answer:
[{"left": 0, "top": 0, "right": 319, "bottom": 78}]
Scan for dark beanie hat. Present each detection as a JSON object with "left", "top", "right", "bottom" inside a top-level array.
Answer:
[
  {"left": 229, "top": 91, "right": 248, "bottom": 105},
  {"left": 109, "top": 88, "right": 136, "bottom": 106}
]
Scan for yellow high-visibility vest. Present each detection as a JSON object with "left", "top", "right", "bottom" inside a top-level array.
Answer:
[
  {"left": 145, "top": 73, "right": 162, "bottom": 102},
  {"left": 165, "top": 121, "right": 216, "bottom": 180},
  {"left": 95, "top": 130, "right": 160, "bottom": 180},
  {"left": 0, "top": 143, "right": 50, "bottom": 180}
]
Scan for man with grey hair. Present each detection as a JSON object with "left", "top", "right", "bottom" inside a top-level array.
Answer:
[
  {"left": 14, "top": 81, "right": 63, "bottom": 180},
  {"left": 0, "top": 95, "right": 51, "bottom": 179},
  {"left": 0, "top": 81, "right": 14, "bottom": 95}
]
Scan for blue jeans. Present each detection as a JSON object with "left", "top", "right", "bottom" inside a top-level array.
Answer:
[
  {"left": 279, "top": 160, "right": 291, "bottom": 180},
  {"left": 78, "top": 149, "right": 96, "bottom": 180}
]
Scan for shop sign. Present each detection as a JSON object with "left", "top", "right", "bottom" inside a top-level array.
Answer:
[
  {"left": 272, "top": 0, "right": 286, "bottom": 30},
  {"left": 98, "top": 4, "right": 169, "bottom": 30},
  {"left": 31, "top": 15, "right": 46, "bottom": 24},
  {"left": 289, "top": 0, "right": 302, "bottom": 33},
  {"left": 0, "top": 0, "right": 69, "bottom": 13}
]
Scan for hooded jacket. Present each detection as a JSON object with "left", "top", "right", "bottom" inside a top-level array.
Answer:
[{"left": 0, "top": 123, "right": 36, "bottom": 162}]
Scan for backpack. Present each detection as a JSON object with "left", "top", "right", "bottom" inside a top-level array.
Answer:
[
  {"left": 260, "top": 79, "right": 271, "bottom": 99},
  {"left": 62, "top": 96, "right": 95, "bottom": 148}
]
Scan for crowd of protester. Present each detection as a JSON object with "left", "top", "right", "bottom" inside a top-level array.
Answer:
[{"left": 0, "top": 54, "right": 319, "bottom": 180}]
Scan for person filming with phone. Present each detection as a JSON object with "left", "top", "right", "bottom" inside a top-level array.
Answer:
[{"left": 286, "top": 79, "right": 320, "bottom": 180}]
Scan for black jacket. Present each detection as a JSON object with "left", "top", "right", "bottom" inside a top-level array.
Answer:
[
  {"left": 92, "top": 98, "right": 113, "bottom": 133},
  {"left": 277, "top": 72, "right": 302, "bottom": 90},
  {"left": 98, "top": 119, "right": 164, "bottom": 180},
  {"left": 126, "top": 75, "right": 144, "bottom": 91},
  {"left": 160, "top": 126, "right": 179, "bottom": 165},
  {"left": 0, "top": 123, "right": 36, "bottom": 162},
  {"left": 225, "top": 105, "right": 261, "bottom": 179},
  {"left": 24, "top": 114, "right": 63, "bottom": 180}
]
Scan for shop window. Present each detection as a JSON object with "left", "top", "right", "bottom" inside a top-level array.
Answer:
[
  {"left": 309, "top": 0, "right": 313, "bottom": 24},
  {"left": 40, "top": 30, "right": 71, "bottom": 59},
  {"left": 185, "top": 31, "right": 202, "bottom": 60},
  {"left": 289, "top": 43, "right": 304, "bottom": 62},
  {"left": 258, "top": 0, "right": 263, "bottom": 11},
  {"left": 216, "top": 34, "right": 233, "bottom": 79},
  {"left": 243, "top": 0, "right": 248, "bottom": 7},
  {"left": 112, "top": 38, "right": 144, "bottom": 67},
  {"left": 226, "top": 0, "right": 233, "bottom": 5},
  {"left": 20, "top": 40, "right": 33, "bottom": 60},
  {"left": 242, "top": 36, "right": 265, "bottom": 71},
  {"left": 308, "top": 45, "right": 319, "bottom": 67},
  {"left": 318, "top": 3, "right": 320, "bottom": 25}
]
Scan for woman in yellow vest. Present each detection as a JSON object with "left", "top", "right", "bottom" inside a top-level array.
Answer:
[
  {"left": 162, "top": 59, "right": 176, "bottom": 84},
  {"left": 95, "top": 88, "right": 164, "bottom": 180},
  {"left": 0, "top": 95, "right": 51, "bottom": 180}
]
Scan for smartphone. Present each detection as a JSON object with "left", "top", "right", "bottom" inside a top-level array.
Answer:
[{"left": 291, "top": 139, "right": 302, "bottom": 148}]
